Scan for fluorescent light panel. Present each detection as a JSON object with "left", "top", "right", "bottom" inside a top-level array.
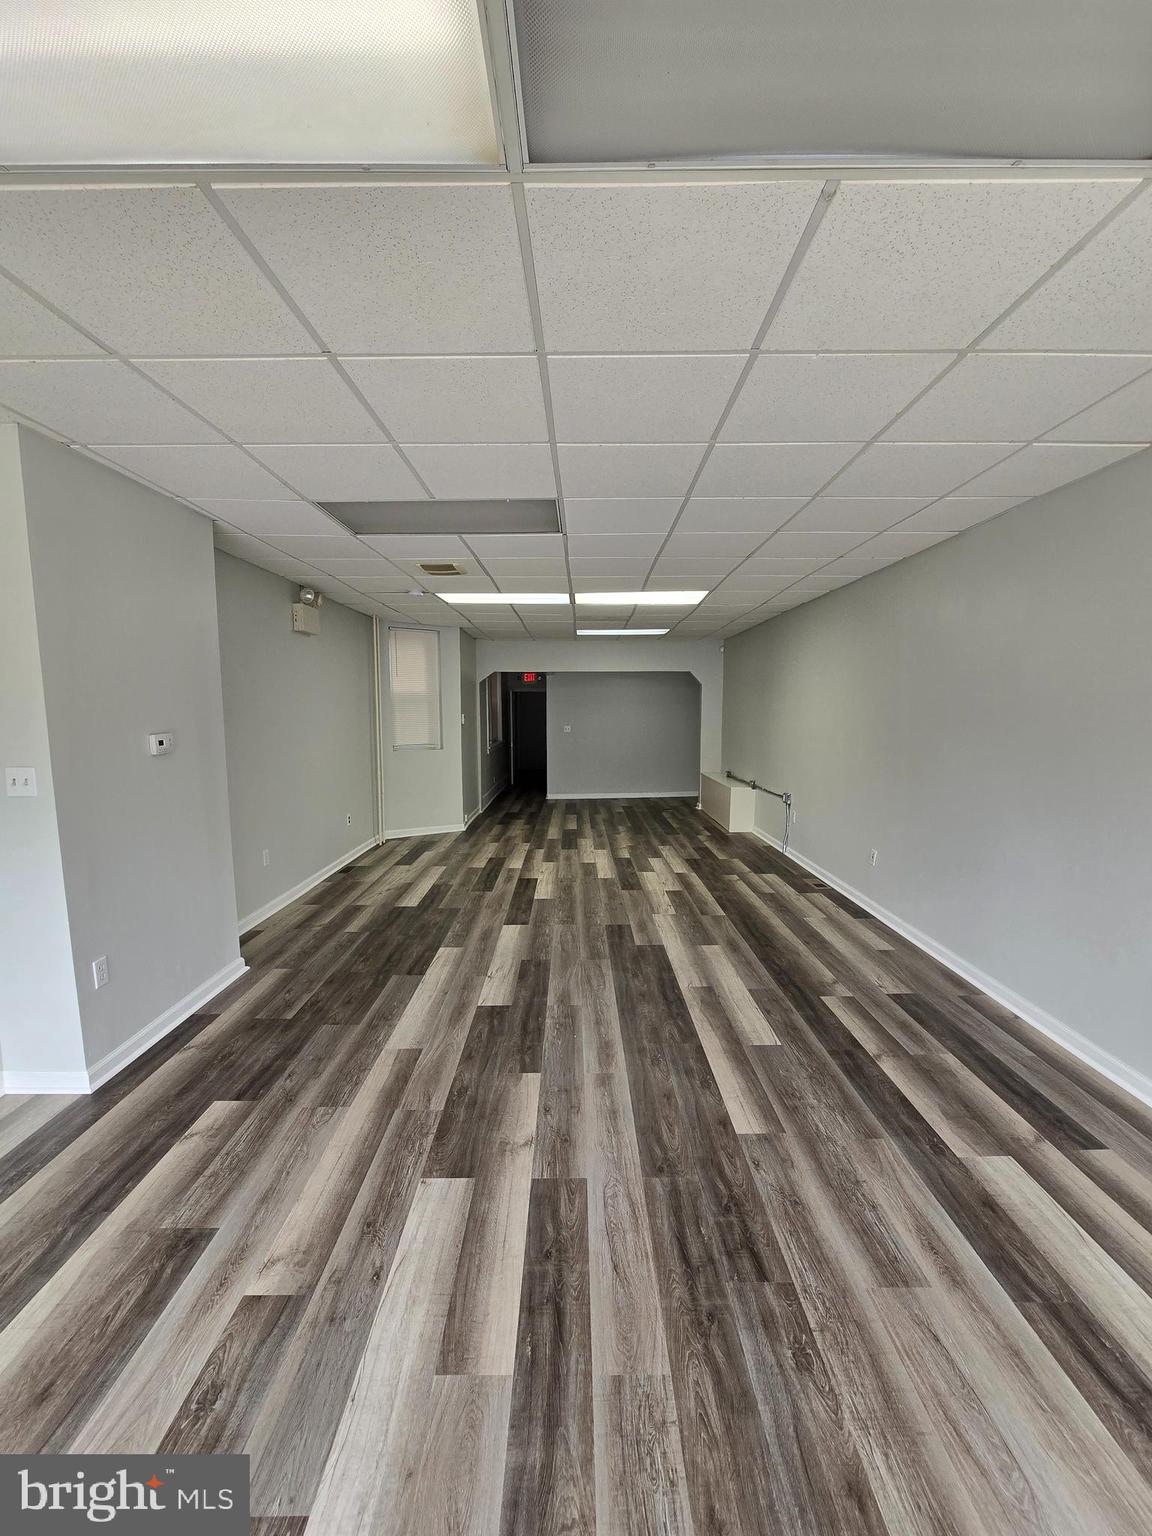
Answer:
[
  {"left": 0, "top": 1, "right": 500, "bottom": 165},
  {"left": 441, "top": 592, "right": 571, "bottom": 605},
  {"left": 575, "top": 590, "right": 708, "bottom": 605},
  {"left": 578, "top": 628, "right": 669, "bottom": 636}
]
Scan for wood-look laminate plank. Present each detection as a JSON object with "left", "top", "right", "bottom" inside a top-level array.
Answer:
[
  {"left": 499, "top": 1178, "right": 595, "bottom": 1536},
  {"left": 438, "top": 1074, "right": 539, "bottom": 1376},
  {"left": 305, "top": 1177, "right": 473, "bottom": 1535},
  {"left": 593, "top": 1375, "right": 695, "bottom": 1536},
  {"left": 1, "top": 789, "right": 1150, "bottom": 1535}
]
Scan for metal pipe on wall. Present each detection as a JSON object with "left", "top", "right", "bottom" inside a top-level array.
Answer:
[{"left": 725, "top": 769, "right": 793, "bottom": 853}]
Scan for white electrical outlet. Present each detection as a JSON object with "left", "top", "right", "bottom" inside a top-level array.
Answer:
[
  {"left": 870, "top": 848, "right": 879, "bottom": 867},
  {"left": 262, "top": 849, "right": 271, "bottom": 867},
  {"left": 563, "top": 723, "right": 572, "bottom": 733},
  {"left": 92, "top": 955, "right": 110, "bottom": 989},
  {"left": 346, "top": 814, "right": 352, "bottom": 825},
  {"left": 5, "top": 765, "right": 37, "bottom": 797}
]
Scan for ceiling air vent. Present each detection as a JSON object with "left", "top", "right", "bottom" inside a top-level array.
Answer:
[{"left": 419, "top": 561, "right": 466, "bottom": 577}]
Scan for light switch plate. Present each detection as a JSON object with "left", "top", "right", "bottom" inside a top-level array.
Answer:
[{"left": 6, "top": 765, "right": 37, "bottom": 796}]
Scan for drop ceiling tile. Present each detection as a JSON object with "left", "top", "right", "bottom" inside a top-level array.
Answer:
[
  {"left": 345, "top": 572, "right": 414, "bottom": 590},
  {"left": 139, "top": 359, "right": 382, "bottom": 443},
  {"left": 785, "top": 496, "right": 929, "bottom": 531},
  {"left": 389, "top": 556, "right": 480, "bottom": 578},
  {"left": 558, "top": 443, "right": 703, "bottom": 498},
  {"left": 490, "top": 574, "right": 571, "bottom": 590},
  {"left": 563, "top": 499, "right": 682, "bottom": 535},
  {"left": 483, "top": 561, "right": 569, "bottom": 579},
  {"left": 695, "top": 442, "right": 858, "bottom": 496},
  {"left": 957, "top": 442, "right": 1147, "bottom": 497},
  {"left": 219, "top": 185, "right": 534, "bottom": 353},
  {"left": 757, "top": 531, "right": 864, "bottom": 557},
  {"left": 0, "top": 273, "right": 103, "bottom": 356},
  {"left": 0, "top": 187, "right": 313, "bottom": 355},
  {"left": 567, "top": 534, "right": 664, "bottom": 556},
  {"left": 899, "top": 496, "right": 1028, "bottom": 531},
  {"left": 263, "top": 535, "right": 372, "bottom": 559},
  {"left": 93, "top": 443, "right": 289, "bottom": 499},
  {"left": 984, "top": 188, "right": 1152, "bottom": 350},
  {"left": 340, "top": 356, "right": 546, "bottom": 442},
  {"left": 402, "top": 443, "right": 555, "bottom": 498},
  {"left": 818, "top": 556, "right": 899, "bottom": 575},
  {"left": 663, "top": 531, "right": 765, "bottom": 556},
  {"left": 827, "top": 442, "right": 1019, "bottom": 497},
  {"left": 767, "top": 180, "right": 1134, "bottom": 350},
  {"left": 466, "top": 534, "right": 565, "bottom": 556},
  {"left": 677, "top": 497, "right": 807, "bottom": 533},
  {"left": 309, "top": 556, "right": 397, "bottom": 575},
  {"left": 0, "top": 359, "right": 221, "bottom": 443},
  {"left": 788, "top": 576, "right": 857, "bottom": 590},
  {"left": 651, "top": 558, "right": 743, "bottom": 576},
  {"left": 196, "top": 499, "right": 333, "bottom": 535},
  {"left": 548, "top": 354, "right": 744, "bottom": 442},
  {"left": 525, "top": 182, "right": 822, "bottom": 351},
  {"left": 854, "top": 530, "right": 955, "bottom": 557},
  {"left": 722, "top": 352, "right": 952, "bottom": 442},
  {"left": 569, "top": 557, "right": 653, "bottom": 575},
  {"left": 884, "top": 353, "right": 1152, "bottom": 442},
  {"left": 415, "top": 574, "right": 498, "bottom": 593},
  {"left": 1043, "top": 370, "right": 1152, "bottom": 442},
  {"left": 697, "top": 590, "right": 776, "bottom": 607},
  {"left": 359, "top": 534, "right": 469, "bottom": 557},
  {"left": 247, "top": 443, "right": 426, "bottom": 500},
  {"left": 737, "top": 557, "right": 827, "bottom": 574}
]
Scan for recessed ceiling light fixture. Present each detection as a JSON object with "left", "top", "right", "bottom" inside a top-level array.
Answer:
[
  {"left": 440, "top": 592, "right": 572, "bottom": 605},
  {"left": 575, "top": 590, "right": 708, "bottom": 606},
  {"left": 577, "top": 628, "right": 669, "bottom": 636}
]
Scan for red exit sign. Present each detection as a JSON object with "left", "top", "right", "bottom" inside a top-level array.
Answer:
[{"left": 521, "top": 672, "right": 540, "bottom": 683}]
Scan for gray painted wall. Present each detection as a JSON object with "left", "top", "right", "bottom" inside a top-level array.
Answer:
[
  {"left": 547, "top": 672, "right": 702, "bottom": 797},
  {"left": 722, "top": 445, "right": 1152, "bottom": 1089},
  {"left": 0, "top": 426, "right": 86, "bottom": 1085},
  {"left": 475, "top": 638, "right": 724, "bottom": 772},
  {"left": 13, "top": 428, "right": 240, "bottom": 1077},
  {"left": 215, "top": 552, "right": 376, "bottom": 927}
]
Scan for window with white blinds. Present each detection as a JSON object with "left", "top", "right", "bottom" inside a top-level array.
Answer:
[{"left": 389, "top": 627, "right": 442, "bottom": 750}]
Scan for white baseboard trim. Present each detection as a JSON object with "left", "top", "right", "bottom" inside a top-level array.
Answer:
[
  {"left": 481, "top": 779, "right": 509, "bottom": 812},
  {"left": 238, "top": 839, "right": 379, "bottom": 932},
  {"left": 747, "top": 828, "right": 1152, "bottom": 1110},
  {"left": 547, "top": 788, "right": 699, "bottom": 801},
  {"left": 1, "top": 1068, "right": 92, "bottom": 1095},
  {"left": 1, "top": 957, "right": 251, "bottom": 1096},
  {"left": 383, "top": 822, "right": 466, "bottom": 840}
]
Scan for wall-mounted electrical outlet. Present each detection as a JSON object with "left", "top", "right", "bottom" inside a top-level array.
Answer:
[
  {"left": 92, "top": 955, "right": 110, "bottom": 989},
  {"left": 869, "top": 848, "right": 879, "bottom": 867},
  {"left": 346, "top": 814, "right": 352, "bottom": 825},
  {"left": 262, "top": 849, "right": 270, "bottom": 867}
]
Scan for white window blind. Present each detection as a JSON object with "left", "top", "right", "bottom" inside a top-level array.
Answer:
[{"left": 389, "top": 628, "right": 441, "bottom": 750}]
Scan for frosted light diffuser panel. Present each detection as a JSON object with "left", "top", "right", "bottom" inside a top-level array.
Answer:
[{"left": 0, "top": 2, "right": 501, "bottom": 165}]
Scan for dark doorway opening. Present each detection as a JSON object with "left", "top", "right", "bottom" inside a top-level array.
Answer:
[{"left": 511, "top": 681, "right": 547, "bottom": 794}]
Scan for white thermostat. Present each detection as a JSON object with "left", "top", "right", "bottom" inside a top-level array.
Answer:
[{"left": 148, "top": 732, "right": 176, "bottom": 756}]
